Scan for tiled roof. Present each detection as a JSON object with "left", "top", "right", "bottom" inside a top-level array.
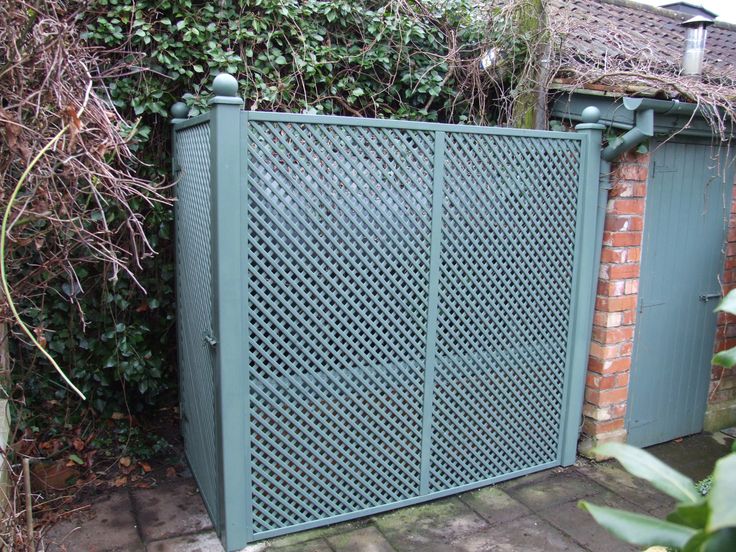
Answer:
[{"left": 548, "top": 0, "right": 736, "bottom": 75}]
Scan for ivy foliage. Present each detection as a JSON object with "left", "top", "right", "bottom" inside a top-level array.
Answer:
[
  {"left": 21, "top": 0, "right": 537, "bottom": 416},
  {"left": 85, "top": 0, "right": 528, "bottom": 124},
  {"left": 17, "top": 203, "right": 175, "bottom": 415}
]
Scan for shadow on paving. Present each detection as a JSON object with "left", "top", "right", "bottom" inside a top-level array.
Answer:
[{"left": 41, "top": 431, "right": 734, "bottom": 551}]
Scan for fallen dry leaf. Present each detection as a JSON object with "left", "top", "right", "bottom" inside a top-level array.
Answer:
[
  {"left": 119, "top": 456, "right": 132, "bottom": 468},
  {"left": 113, "top": 476, "right": 127, "bottom": 487},
  {"left": 139, "top": 461, "right": 152, "bottom": 473}
]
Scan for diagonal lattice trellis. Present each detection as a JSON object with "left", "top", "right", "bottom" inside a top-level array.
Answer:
[
  {"left": 429, "top": 133, "right": 581, "bottom": 491},
  {"left": 175, "top": 113, "right": 587, "bottom": 542},
  {"left": 246, "top": 121, "right": 434, "bottom": 533},
  {"left": 244, "top": 119, "right": 583, "bottom": 536},
  {"left": 173, "top": 121, "right": 221, "bottom": 527}
]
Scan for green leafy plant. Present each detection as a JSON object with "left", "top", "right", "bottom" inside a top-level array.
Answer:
[
  {"left": 712, "top": 288, "right": 736, "bottom": 368},
  {"left": 18, "top": 0, "right": 540, "bottom": 416},
  {"left": 12, "top": 0, "right": 549, "bottom": 420},
  {"left": 14, "top": 202, "right": 175, "bottom": 415},
  {"left": 579, "top": 442, "right": 736, "bottom": 551},
  {"left": 84, "top": 0, "right": 538, "bottom": 125}
]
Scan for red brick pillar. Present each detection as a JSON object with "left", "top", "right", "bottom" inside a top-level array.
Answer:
[
  {"left": 579, "top": 151, "right": 649, "bottom": 456},
  {"left": 707, "top": 181, "right": 736, "bottom": 431}
]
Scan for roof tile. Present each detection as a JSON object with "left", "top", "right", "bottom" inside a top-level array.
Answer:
[{"left": 549, "top": 0, "right": 736, "bottom": 74}]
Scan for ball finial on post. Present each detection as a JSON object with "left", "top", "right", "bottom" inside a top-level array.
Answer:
[
  {"left": 170, "top": 101, "right": 190, "bottom": 120},
  {"left": 581, "top": 106, "right": 601, "bottom": 124},
  {"left": 212, "top": 73, "right": 239, "bottom": 97}
]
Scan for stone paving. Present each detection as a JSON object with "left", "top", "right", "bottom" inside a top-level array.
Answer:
[{"left": 41, "top": 431, "right": 734, "bottom": 552}]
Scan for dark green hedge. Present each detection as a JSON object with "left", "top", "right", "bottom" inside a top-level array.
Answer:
[{"left": 21, "top": 0, "right": 529, "bottom": 416}]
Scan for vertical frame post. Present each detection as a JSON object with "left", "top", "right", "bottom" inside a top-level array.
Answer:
[
  {"left": 419, "top": 131, "right": 446, "bottom": 494},
  {"left": 239, "top": 109, "right": 254, "bottom": 542},
  {"left": 560, "top": 107, "right": 605, "bottom": 465},
  {"left": 208, "top": 74, "right": 249, "bottom": 550},
  {"left": 170, "top": 100, "right": 189, "bottom": 433}
]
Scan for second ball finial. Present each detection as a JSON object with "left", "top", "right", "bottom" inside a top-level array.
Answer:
[
  {"left": 580, "top": 106, "right": 601, "bottom": 124},
  {"left": 170, "top": 101, "right": 189, "bottom": 119}
]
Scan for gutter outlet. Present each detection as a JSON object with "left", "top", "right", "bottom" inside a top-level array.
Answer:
[{"left": 602, "top": 108, "right": 653, "bottom": 162}]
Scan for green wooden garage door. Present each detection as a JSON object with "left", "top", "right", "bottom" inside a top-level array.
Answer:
[{"left": 628, "top": 140, "right": 734, "bottom": 447}]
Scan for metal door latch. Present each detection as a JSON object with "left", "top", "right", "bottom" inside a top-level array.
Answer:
[
  {"left": 204, "top": 332, "right": 218, "bottom": 347},
  {"left": 699, "top": 293, "right": 721, "bottom": 302}
]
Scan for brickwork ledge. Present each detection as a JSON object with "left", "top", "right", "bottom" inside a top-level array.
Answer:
[
  {"left": 578, "top": 428, "right": 627, "bottom": 460},
  {"left": 704, "top": 398, "right": 736, "bottom": 432}
]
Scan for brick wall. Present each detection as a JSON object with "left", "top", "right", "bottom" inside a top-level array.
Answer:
[
  {"left": 579, "top": 151, "right": 649, "bottom": 455},
  {"left": 707, "top": 181, "right": 736, "bottom": 431}
]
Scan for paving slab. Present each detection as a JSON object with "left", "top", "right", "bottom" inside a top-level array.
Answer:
[
  {"left": 537, "top": 491, "right": 642, "bottom": 552},
  {"left": 450, "top": 514, "right": 587, "bottom": 552},
  {"left": 268, "top": 520, "right": 367, "bottom": 548},
  {"left": 268, "top": 537, "right": 333, "bottom": 552},
  {"left": 43, "top": 490, "right": 143, "bottom": 552},
  {"left": 576, "top": 460, "right": 676, "bottom": 515},
  {"left": 459, "top": 486, "right": 530, "bottom": 526},
  {"left": 327, "top": 526, "right": 395, "bottom": 552},
  {"left": 646, "top": 433, "right": 733, "bottom": 481},
  {"left": 146, "top": 530, "right": 224, "bottom": 552},
  {"left": 502, "top": 469, "right": 607, "bottom": 511},
  {"left": 131, "top": 478, "right": 213, "bottom": 542},
  {"left": 721, "top": 427, "right": 736, "bottom": 438},
  {"left": 495, "top": 468, "right": 558, "bottom": 490},
  {"left": 374, "top": 497, "right": 488, "bottom": 552}
]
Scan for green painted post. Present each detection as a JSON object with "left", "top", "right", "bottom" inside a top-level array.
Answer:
[
  {"left": 169, "top": 99, "right": 189, "bottom": 464},
  {"left": 208, "top": 74, "right": 249, "bottom": 550},
  {"left": 560, "top": 107, "right": 605, "bottom": 466},
  {"left": 170, "top": 101, "right": 189, "bottom": 174},
  {"left": 419, "top": 131, "right": 446, "bottom": 494}
]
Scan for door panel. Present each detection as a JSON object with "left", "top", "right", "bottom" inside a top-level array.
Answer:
[{"left": 628, "top": 140, "right": 733, "bottom": 447}]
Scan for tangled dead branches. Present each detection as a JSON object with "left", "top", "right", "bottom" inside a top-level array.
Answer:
[
  {"left": 0, "top": 0, "right": 170, "bottom": 326},
  {"left": 0, "top": 1, "right": 172, "bottom": 546},
  {"left": 546, "top": 0, "right": 736, "bottom": 139}
]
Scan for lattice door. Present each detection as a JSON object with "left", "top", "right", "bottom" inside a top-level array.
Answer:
[
  {"left": 243, "top": 115, "right": 585, "bottom": 539},
  {"left": 174, "top": 122, "right": 221, "bottom": 526},
  {"left": 429, "top": 133, "right": 581, "bottom": 491},
  {"left": 246, "top": 121, "right": 434, "bottom": 533}
]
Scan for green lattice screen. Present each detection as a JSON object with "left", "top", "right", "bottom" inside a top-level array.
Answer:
[
  {"left": 173, "top": 119, "right": 221, "bottom": 528},
  {"left": 244, "top": 117, "right": 584, "bottom": 537},
  {"left": 174, "top": 108, "right": 598, "bottom": 550}
]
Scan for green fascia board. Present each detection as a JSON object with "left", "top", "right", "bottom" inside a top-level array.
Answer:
[{"left": 551, "top": 93, "right": 718, "bottom": 137}]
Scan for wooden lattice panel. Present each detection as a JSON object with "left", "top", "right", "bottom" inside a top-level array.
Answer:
[
  {"left": 174, "top": 121, "right": 221, "bottom": 526},
  {"left": 246, "top": 121, "right": 433, "bottom": 533},
  {"left": 429, "top": 133, "right": 582, "bottom": 491}
]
